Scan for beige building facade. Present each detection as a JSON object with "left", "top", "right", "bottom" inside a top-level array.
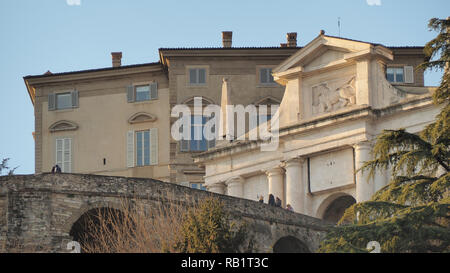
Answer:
[{"left": 25, "top": 31, "right": 431, "bottom": 197}]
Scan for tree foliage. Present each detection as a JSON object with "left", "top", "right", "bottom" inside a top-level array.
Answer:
[
  {"left": 319, "top": 18, "right": 450, "bottom": 253},
  {"left": 174, "top": 197, "right": 248, "bottom": 253},
  {"left": 0, "top": 158, "right": 17, "bottom": 176}
]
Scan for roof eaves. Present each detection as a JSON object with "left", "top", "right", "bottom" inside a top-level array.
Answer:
[{"left": 23, "top": 61, "right": 162, "bottom": 80}]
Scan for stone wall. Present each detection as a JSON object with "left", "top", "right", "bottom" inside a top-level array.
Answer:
[{"left": 0, "top": 173, "right": 329, "bottom": 253}]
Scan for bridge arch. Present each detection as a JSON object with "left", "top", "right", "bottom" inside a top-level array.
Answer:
[
  {"left": 69, "top": 206, "right": 126, "bottom": 252},
  {"left": 63, "top": 201, "right": 124, "bottom": 235},
  {"left": 273, "top": 236, "right": 310, "bottom": 253},
  {"left": 316, "top": 193, "right": 356, "bottom": 224}
]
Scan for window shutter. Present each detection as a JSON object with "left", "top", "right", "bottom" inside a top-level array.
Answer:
[
  {"left": 127, "top": 131, "right": 135, "bottom": 168},
  {"left": 198, "top": 69, "right": 206, "bottom": 84},
  {"left": 150, "top": 128, "right": 158, "bottom": 165},
  {"left": 71, "top": 90, "right": 79, "bottom": 108},
  {"left": 150, "top": 82, "right": 158, "bottom": 100},
  {"left": 260, "top": 69, "right": 268, "bottom": 84},
  {"left": 56, "top": 139, "right": 63, "bottom": 168},
  {"left": 127, "top": 85, "right": 135, "bottom": 103},
  {"left": 56, "top": 138, "right": 71, "bottom": 173},
  {"left": 189, "top": 69, "right": 197, "bottom": 84},
  {"left": 63, "top": 138, "right": 72, "bottom": 173},
  {"left": 404, "top": 66, "right": 414, "bottom": 84},
  {"left": 48, "top": 93, "right": 56, "bottom": 111}
]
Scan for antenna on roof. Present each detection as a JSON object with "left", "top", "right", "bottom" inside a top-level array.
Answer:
[{"left": 338, "top": 17, "right": 341, "bottom": 37}]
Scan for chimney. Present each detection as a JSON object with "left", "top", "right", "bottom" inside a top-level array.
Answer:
[
  {"left": 287, "top": 32, "right": 297, "bottom": 47},
  {"left": 222, "top": 31, "right": 233, "bottom": 48},
  {"left": 111, "top": 52, "right": 122, "bottom": 67}
]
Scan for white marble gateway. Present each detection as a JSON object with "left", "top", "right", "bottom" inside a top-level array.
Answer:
[{"left": 194, "top": 33, "right": 439, "bottom": 222}]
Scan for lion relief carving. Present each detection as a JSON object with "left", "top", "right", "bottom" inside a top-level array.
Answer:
[{"left": 312, "top": 77, "right": 356, "bottom": 114}]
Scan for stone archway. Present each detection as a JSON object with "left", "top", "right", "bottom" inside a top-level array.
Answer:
[
  {"left": 273, "top": 236, "right": 310, "bottom": 253},
  {"left": 69, "top": 207, "right": 126, "bottom": 252},
  {"left": 321, "top": 195, "right": 356, "bottom": 224}
]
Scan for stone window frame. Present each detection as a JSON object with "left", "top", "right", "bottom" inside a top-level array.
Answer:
[
  {"left": 186, "top": 65, "right": 209, "bottom": 87},
  {"left": 128, "top": 81, "right": 158, "bottom": 103},
  {"left": 178, "top": 96, "right": 216, "bottom": 153}
]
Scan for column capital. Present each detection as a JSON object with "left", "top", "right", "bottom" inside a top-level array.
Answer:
[
  {"left": 207, "top": 182, "right": 226, "bottom": 194},
  {"left": 353, "top": 141, "right": 372, "bottom": 151},
  {"left": 283, "top": 157, "right": 304, "bottom": 168},
  {"left": 264, "top": 166, "right": 285, "bottom": 176},
  {"left": 225, "top": 176, "right": 244, "bottom": 186}
]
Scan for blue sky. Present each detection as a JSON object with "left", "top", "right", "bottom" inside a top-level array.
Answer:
[{"left": 0, "top": 0, "right": 448, "bottom": 174}]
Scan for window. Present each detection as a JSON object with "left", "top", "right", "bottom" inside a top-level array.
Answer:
[
  {"left": 386, "top": 67, "right": 404, "bottom": 83},
  {"left": 189, "top": 68, "right": 207, "bottom": 85},
  {"left": 127, "top": 128, "right": 158, "bottom": 168},
  {"left": 48, "top": 90, "right": 79, "bottom": 111},
  {"left": 56, "top": 138, "right": 71, "bottom": 173},
  {"left": 260, "top": 68, "right": 275, "bottom": 84},
  {"left": 127, "top": 83, "right": 158, "bottom": 103},
  {"left": 56, "top": 93, "right": 72, "bottom": 109},
  {"left": 135, "top": 85, "right": 150, "bottom": 101},
  {"left": 190, "top": 183, "right": 207, "bottom": 191},
  {"left": 180, "top": 116, "right": 215, "bottom": 152},
  {"left": 136, "top": 130, "right": 150, "bottom": 166}
]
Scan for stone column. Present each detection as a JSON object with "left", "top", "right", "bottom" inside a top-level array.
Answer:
[
  {"left": 266, "top": 167, "right": 285, "bottom": 206},
  {"left": 285, "top": 158, "right": 304, "bottom": 213},
  {"left": 354, "top": 141, "right": 374, "bottom": 202},
  {"left": 207, "top": 182, "right": 226, "bottom": 195},
  {"left": 226, "top": 177, "right": 244, "bottom": 198}
]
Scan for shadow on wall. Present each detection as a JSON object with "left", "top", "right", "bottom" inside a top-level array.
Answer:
[
  {"left": 322, "top": 195, "right": 356, "bottom": 224},
  {"left": 69, "top": 207, "right": 126, "bottom": 253},
  {"left": 273, "top": 236, "right": 310, "bottom": 253}
]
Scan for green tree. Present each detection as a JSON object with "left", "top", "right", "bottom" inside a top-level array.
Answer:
[
  {"left": 174, "top": 197, "right": 248, "bottom": 253},
  {"left": 0, "top": 158, "right": 17, "bottom": 176},
  {"left": 318, "top": 18, "right": 450, "bottom": 253}
]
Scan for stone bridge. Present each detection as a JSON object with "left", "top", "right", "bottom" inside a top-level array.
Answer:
[{"left": 0, "top": 173, "right": 330, "bottom": 253}]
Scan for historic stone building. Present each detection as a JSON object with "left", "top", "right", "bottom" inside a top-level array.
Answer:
[
  {"left": 194, "top": 33, "right": 437, "bottom": 222},
  {"left": 24, "top": 32, "right": 300, "bottom": 188},
  {"left": 24, "top": 31, "right": 433, "bottom": 219}
]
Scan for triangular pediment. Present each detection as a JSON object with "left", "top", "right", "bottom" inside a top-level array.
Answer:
[
  {"left": 273, "top": 35, "right": 380, "bottom": 75},
  {"left": 254, "top": 96, "right": 281, "bottom": 106}
]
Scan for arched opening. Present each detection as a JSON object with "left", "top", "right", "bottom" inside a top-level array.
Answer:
[
  {"left": 69, "top": 207, "right": 126, "bottom": 252},
  {"left": 322, "top": 195, "right": 356, "bottom": 224},
  {"left": 273, "top": 236, "right": 310, "bottom": 253}
]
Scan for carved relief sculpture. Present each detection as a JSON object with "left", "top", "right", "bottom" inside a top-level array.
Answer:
[{"left": 312, "top": 77, "right": 356, "bottom": 115}]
